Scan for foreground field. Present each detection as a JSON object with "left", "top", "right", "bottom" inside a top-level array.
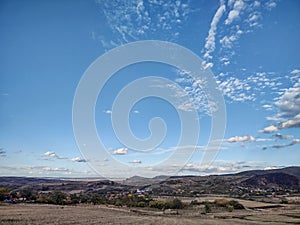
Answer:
[{"left": 1, "top": 203, "right": 300, "bottom": 225}]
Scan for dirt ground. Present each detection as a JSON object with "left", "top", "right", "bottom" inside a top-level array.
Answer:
[{"left": 1, "top": 203, "right": 300, "bottom": 225}]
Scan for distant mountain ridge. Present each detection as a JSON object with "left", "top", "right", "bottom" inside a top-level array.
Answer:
[
  {"left": 1, "top": 166, "right": 299, "bottom": 196},
  {"left": 231, "top": 166, "right": 300, "bottom": 177}
]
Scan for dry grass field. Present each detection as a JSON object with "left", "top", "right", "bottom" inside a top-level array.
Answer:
[{"left": 1, "top": 203, "right": 300, "bottom": 225}]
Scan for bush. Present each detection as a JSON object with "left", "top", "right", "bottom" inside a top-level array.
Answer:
[
  {"left": 227, "top": 205, "right": 234, "bottom": 212},
  {"left": 190, "top": 200, "right": 200, "bottom": 205},
  {"left": 149, "top": 200, "right": 167, "bottom": 209},
  {"left": 114, "top": 200, "right": 123, "bottom": 207},
  {"left": 228, "top": 200, "right": 244, "bottom": 209},
  {"left": 281, "top": 199, "right": 288, "bottom": 204},
  {"left": 149, "top": 199, "right": 184, "bottom": 210},
  {"left": 167, "top": 198, "right": 184, "bottom": 209},
  {"left": 204, "top": 202, "right": 211, "bottom": 213},
  {"left": 214, "top": 199, "right": 244, "bottom": 210},
  {"left": 136, "top": 201, "right": 147, "bottom": 207},
  {"left": 89, "top": 194, "right": 107, "bottom": 205}
]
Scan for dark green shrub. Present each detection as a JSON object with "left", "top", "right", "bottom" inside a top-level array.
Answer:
[
  {"left": 190, "top": 200, "right": 200, "bottom": 205},
  {"left": 227, "top": 205, "right": 234, "bottom": 212},
  {"left": 167, "top": 198, "right": 184, "bottom": 209},
  {"left": 204, "top": 202, "right": 211, "bottom": 213},
  {"left": 48, "top": 191, "right": 66, "bottom": 205},
  {"left": 114, "top": 200, "right": 123, "bottom": 207},
  {"left": 228, "top": 200, "right": 244, "bottom": 209},
  {"left": 149, "top": 200, "right": 167, "bottom": 209},
  {"left": 136, "top": 201, "right": 147, "bottom": 207}
]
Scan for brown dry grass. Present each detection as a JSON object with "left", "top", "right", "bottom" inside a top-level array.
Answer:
[{"left": 0, "top": 203, "right": 300, "bottom": 225}]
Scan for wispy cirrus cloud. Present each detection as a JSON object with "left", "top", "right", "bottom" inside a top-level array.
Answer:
[
  {"left": 203, "top": 0, "right": 226, "bottom": 67},
  {"left": 96, "top": 0, "right": 190, "bottom": 48},
  {"left": 174, "top": 69, "right": 289, "bottom": 115},
  {"left": 205, "top": 0, "right": 278, "bottom": 66}
]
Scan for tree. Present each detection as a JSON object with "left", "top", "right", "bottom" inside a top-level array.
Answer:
[
  {"left": 49, "top": 191, "right": 66, "bottom": 205},
  {"left": 90, "top": 194, "right": 106, "bottom": 205},
  {"left": 0, "top": 187, "right": 9, "bottom": 201},
  {"left": 168, "top": 198, "right": 184, "bottom": 209}
]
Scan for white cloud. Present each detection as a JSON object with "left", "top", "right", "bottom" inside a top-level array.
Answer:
[
  {"left": 273, "top": 79, "right": 300, "bottom": 128},
  {"left": 43, "top": 151, "right": 66, "bottom": 160},
  {"left": 220, "top": 35, "right": 237, "bottom": 48},
  {"left": 253, "top": 1, "right": 261, "bottom": 8},
  {"left": 113, "top": 147, "right": 128, "bottom": 155},
  {"left": 44, "top": 151, "right": 56, "bottom": 157},
  {"left": 248, "top": 13, "right": 260, "bottom": 22},
  {"left": 202, "top": 61, "right": 214, "bottom": 69},
  {"left": 281, "top": 113, "right": 300, "bottom": 128},
  {"left": 97, "top": 0, "right": 190, "bottom": 47},
  {"left": 130, "top": 159, "right": 141, "bottom": 163},
  {"left": 260, "top": 124, "right": 278, "bottom": 133},
  {"left": 175, "top": 70, "right": 285, "bottom": 112},
  {"left": 103, "top": 109, "right": 112, "bottom": 114},
  {"left": 262, "top": 104, "right": 273, "bottom": 111},
  {"left": 227, "top": 135, "right": 255, "bottom": 143},
  {"left": 256, "top": 138, "right": 273, "bottom": 142},
  {"left": 71, "top": 157, "right": 88, "bottom": 163},
  {"left": 203, "top": 0, "right": 226, "bottom": 60},
  {"left": 173, "top": 72, "right": 213, "bottom": 115},
  {"left": 265, "top": 1, "right": 277, "bottom": 11},
  {"left": 293, "top": 138, "right": 300, "bottom": 144},
  {"left": 216, "top": 1, "right": 276, "bottom": 63},
  {"left": 247, "top": 12, "right": 262, "bottom": 27},
  {"left": 43, "top": 167, "right": 70, "bottom": 172},
  {"left": 225, "top": 0, "right": 245, "bottom": 25},
  {"left": 227, "top": 0, "right": 234, "bottom": 7},
  {"left": 183, "top": 163, "right": 233, "bottom": 174},
  {"left": 215, "top": 71, "right": 289, "bottom": 105},
  {"left": 181, "top": 160, "right": 268, "bottom": 175},
  {"left": 291, "top": 69, "right": 300, "bottom": 74},
  {"left": 217, "top": 76, "right": 254, "bottom": 102},
  {"left": 264, "top": 166, "right": 279, "bottom": 170}
]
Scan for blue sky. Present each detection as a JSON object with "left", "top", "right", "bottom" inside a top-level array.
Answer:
[{"left": 0, "top": 0, "right": 300, "bottom": 178}]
